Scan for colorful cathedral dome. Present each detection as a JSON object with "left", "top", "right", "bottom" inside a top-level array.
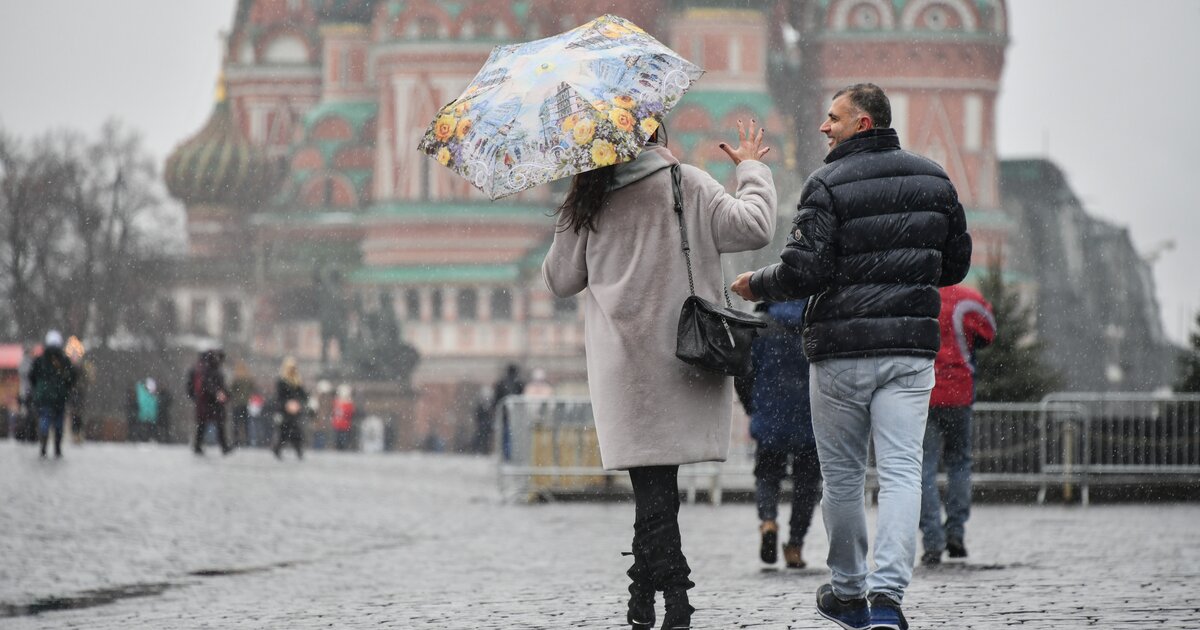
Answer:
[
  {"left": 313, "top": 0, "right": 377, "bottom": 24},
  {"left": 164, "top": 80, "right": 281, "bottom": 208}
]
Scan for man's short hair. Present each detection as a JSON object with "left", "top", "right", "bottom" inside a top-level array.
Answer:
[{"left": 833, "top": 83, "right": 892, "bottom": 129}]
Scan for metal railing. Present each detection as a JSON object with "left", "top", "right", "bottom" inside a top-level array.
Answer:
[
  {"left": 495, "top": 393, "right": 1200, "bottom": 504},
  {"left": 1037, "top": 393, "right": 1200, "bottom": 504}
]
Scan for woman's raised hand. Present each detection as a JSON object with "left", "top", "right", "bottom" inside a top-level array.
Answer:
[{"left": 719, "top": 119, "right": 770, "bottom": 165}]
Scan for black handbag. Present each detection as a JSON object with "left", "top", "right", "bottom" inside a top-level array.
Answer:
[{"left": 670, "top": 164, "right": 765, "bottom": 377}]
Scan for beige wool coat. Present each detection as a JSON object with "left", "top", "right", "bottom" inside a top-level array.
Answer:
[{"left": 541, "top": 146, "right": 777, "bottom": 470}]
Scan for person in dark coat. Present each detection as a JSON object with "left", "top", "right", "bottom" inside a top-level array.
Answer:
[
  {"left": 274, "top": 356, "right": 308, "bottom": 460},
  {"left": 155, "top": 385, "right": 173, "bottom": 443},
  {"left": 186, "top": 349, "right": 232, "bottom": 455},
  {"left": 472, "top": 385, "right": 493, "bottom": 454},
  {"left": 491, "top": 363, "right": 524, "bottom": 461},
  {"left": 733, "top": 83, "right": 972, "bottom": 630},
  {"left": 228, "top": 360, "right": 256, "bottom": 448},
  {"left": 29, "top": 330, "right": 76, "bottom": 458},
  {"left": 734, "top": 300, "right": 821, "bottom": 570}
]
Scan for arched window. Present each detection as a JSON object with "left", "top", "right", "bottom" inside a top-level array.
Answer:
[
  {"left": 457, "top": 288, "right": 478, "bottom": 320},
  {"left": 405, "top": 289, "right": 421, "bottom": 321},
  {"left": 491, "top": 289, "right": 513, "bottom": 320},
  {"left": 430, "top": 288, "right": 444, "bottom": 320},
  {"left": 553, "top": 296, "right": 577, "bottom": 319},
  {"left": 263, "top": 35, "right": 309, "bottom": 64},
  {"left": 829, "top": 0, "right": 896, "bottom": 32},
  {"left": 900, "top": 0, "right": 978, "bottom": 33}
]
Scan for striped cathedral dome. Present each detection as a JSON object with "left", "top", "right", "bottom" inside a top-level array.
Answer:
[{"left": 164, "top": 82, "right": 281, "bottom": 208}]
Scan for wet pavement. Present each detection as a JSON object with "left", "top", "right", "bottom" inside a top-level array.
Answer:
[{"left": 2, "top": 439, "right": 1198, "bottom": 628}]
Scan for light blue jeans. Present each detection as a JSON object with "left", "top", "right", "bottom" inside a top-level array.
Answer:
[
  {"left": 809, "top": 356, "right": 934, "bottom": 604},
  {"left": 920, "top": 406, "right": 973, "bottom": 553}
]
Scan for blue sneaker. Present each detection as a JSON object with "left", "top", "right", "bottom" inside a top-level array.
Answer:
[
  {"left": 868, "top": 594, "right": 909, "bottom": 630},
  {"left": 816, "top": 584, "right": 870, "bottom": 630}
]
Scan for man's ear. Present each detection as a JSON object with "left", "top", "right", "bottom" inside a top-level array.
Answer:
[{"left": 858, "top": 115, "right": 874, "bottom": 133}]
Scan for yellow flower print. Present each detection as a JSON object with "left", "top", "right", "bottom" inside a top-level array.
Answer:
[
  {"left": 601, "top": 24, "right": 629, "bottom": 39},
  {"left": 591, "top": 99, "right": 611, "bottom": 112},
  {"left": 560, "top": 114, "right": 579, "bottom": 133},
  {"left": 609, "top": 107, "right": 635, "bottom": 133},
  {"left": 434, "top": 115, "right": 457, "bottom": 142},
  {"left": 590, "top": 140, "right": 617, "bottom": 166},
  {"left": 454, "top": 101, "right": 471, "bottom": 116},
  {"left": 437, "top": 147, "right": 452, "bottom": 166},
  {"left": 455, "top": 118, "right": 473, "bottom": 140},
  {"left": 572, "top": 117, "right": 596, "bottom": 145},
  {"left": 640, "top": 117, "right": 660, "bottom": 137},
  {"left": 613, "top": 95, "right": 636, "bottom": 110}
]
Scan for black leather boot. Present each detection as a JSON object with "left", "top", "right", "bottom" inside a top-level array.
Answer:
[
  {"left": 625, "top": 551, "right": 655, "bottom": 629},
  {"left": 661, "top": 589, "right": 694, "bottom": 630}
]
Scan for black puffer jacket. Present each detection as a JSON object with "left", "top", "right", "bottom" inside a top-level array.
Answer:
[{"left": 749, "top": 128, "right": 971, "bottom": 361}]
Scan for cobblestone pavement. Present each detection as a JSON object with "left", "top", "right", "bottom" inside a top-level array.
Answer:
[{"left": 2, "top": 440, "right": 1198, "bottom": 629}]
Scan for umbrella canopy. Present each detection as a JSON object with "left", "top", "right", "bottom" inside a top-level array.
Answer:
[{"left": 417, "top": 14, "right": 703, "bottom": 200}]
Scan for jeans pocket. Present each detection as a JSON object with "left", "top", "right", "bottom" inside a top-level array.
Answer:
[
  {"left": 894, "top": 360, "right": 935, "bottom": 390},
  {"left": 816, "top": 361, "right": 857, "bottom": 399}
]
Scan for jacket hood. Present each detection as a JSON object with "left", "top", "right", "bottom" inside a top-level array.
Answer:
[
  {"left": 608, "top": 144, "right": 678, "bottom": 191},
  {"left": 767, "top": 300, "right": 807, "bottom": 327}
]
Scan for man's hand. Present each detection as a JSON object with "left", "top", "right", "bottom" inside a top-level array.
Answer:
[
  {"left": 719, "top": 119, "right": 770, "bottom": 165},
  {"left": 731, "top": 272, "right": 759, "bottom": 302}
]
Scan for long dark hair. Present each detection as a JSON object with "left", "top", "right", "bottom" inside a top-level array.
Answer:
[{"left": 555, "top": 124, "right": 667, "bottom": 234}]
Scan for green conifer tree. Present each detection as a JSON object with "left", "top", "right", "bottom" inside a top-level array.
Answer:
[
  {"left": 1176, "top": 311, "right": 1200, "bottom": 393},
  {"left": 974, "top": 258, "right": 1064, "bottom": 402}
]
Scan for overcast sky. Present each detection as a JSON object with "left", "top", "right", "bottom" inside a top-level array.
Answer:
[{"left": 1, "top": 0, "right": 1197, "bottom": 343}]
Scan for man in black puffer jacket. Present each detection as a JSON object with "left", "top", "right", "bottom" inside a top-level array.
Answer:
[{"left": 733, "top": 83, "right": 971, "bottom": 630}]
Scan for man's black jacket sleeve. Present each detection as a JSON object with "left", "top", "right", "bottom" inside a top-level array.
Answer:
[
  {"left": 939, "top": 198, "right": 972, "bottom": 287},
  {"left": 749, "top": 176, "right": 837, "bottom": 302}
]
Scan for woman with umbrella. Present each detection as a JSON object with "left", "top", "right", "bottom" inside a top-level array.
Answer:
[
  {"left": 542, "top": 120, "right": 775, "bottom": 628},
  {"left": 420, "top": 15, "right": 774, "bottom": 626}
]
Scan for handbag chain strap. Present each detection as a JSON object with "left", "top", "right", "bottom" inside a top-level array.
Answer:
[{"left": 671, "top": 165, "right": 733, "bottom": 308}]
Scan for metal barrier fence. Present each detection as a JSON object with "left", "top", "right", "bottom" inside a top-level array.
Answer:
[
  {"left": 496, "top": 394, "right": 1200, "bottom": 504},
  {"left": 1038, "top": 393, "right": 1200, "bottom": 504}
]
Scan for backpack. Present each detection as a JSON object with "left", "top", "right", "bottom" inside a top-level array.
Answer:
[{"left": 32, "top": 352, "right": 74, "bottom": 408}]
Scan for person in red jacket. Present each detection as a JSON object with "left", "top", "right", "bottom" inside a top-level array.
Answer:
[
  {"left": 331, "top": 384, "right": 355, "bottom": 451},
  {"left": 920, "top": 284, "right": 996, "bottom": 565}
]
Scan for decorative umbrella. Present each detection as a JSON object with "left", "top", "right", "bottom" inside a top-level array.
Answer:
[{"left": 417, "top": 14, "right": 703, "bottom": 200}]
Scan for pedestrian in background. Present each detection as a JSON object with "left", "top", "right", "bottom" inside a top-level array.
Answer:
[
  {"left": 125, "top": 381, "right": 139, "bottom": 442},
  {"left": 16, "top": 342, "right": 36, "bottom": 442},
  {"left": 155, "top": 384, "right": 173, "bottom": 443},
  {"left": 273, "top": 356, "right": 308, "bottom": 460},
  {"left": 133, "top": 378, "right": 159, "bottom": 442},
  {"left": 331, "top": 383, "right": 355, "bottom": 451},
  {"left": 491, "top": 363, "right": 524, "bottom": 461},
  {"left": 64, "top": 340, "right": 90, "bottom": 444},
  {"left": 29, "top": 330, "right": 76, "bottom": 459},
  {"left": 187, "top": 349, "right": 232, "bottom": 456},
  {"left": 229, "top": 360, "right": 256, "bottom": 448},
  {"left": 542, "top": 121, "right": 775, "bottom": 630},
  {"left": 472, "top": 386, "right": 493, "bottom": 454},
  {"left": 247, "top": 392, "right": 265, "bottom": 447},
  {"left": 734, "top": 299, "right": 821, "bottom": 570},
  {"left": 920, "top": 283, "right": 996, "bottom": 565},
  {"left": 733, "top": 83, "right": 972, "bottom": 630}
]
